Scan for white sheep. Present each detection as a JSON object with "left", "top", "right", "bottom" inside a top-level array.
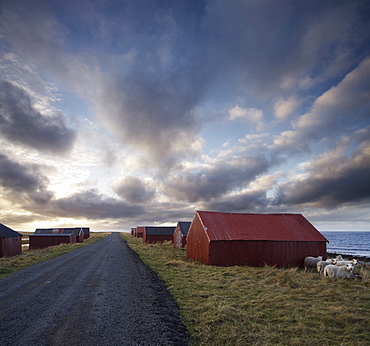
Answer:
[
  {"left": 304, "top": 256, "right": 323, "bottom": 270},
  {"left": 323, "top": 263, "right": 354, "bottom": 279},
  {"left": 335, "top": 259, "right": 358, "bottom": 266},
  {"left": 317, "top": 258, "right": 337, "bottom": 274},
  {"left": 335, "top": 255, "right": 344, "bottom": 261}
]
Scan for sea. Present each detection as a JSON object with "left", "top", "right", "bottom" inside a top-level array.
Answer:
[{"left": 321, "top": 231, "right": 370, "bottom": 258}]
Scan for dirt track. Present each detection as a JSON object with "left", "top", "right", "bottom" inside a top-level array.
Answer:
[{"left": 0, "top": 233, "right": 189, "bottom": 345}]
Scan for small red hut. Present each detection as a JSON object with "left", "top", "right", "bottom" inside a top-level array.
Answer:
[
  {"left": 0, "top": 223, "right": 22, "bottom": 257},
  {"left": 29, "top": 234, "right": 73, "bottom": 250},
  {"left": 143, "top": 226, "right": 176, "bottom": 244}
]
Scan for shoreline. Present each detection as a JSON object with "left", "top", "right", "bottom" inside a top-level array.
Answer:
[{"left": 327, "top": 252, "right": 370, "bottom": 263}]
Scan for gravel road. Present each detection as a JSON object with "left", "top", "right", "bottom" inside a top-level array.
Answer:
[{"left": 0, "top": 233, "right": 190, "bottom": 345}]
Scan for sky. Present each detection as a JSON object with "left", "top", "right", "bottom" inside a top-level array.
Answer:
[{"left": 0, "top": 0, "right": 370, "bottom": 232}]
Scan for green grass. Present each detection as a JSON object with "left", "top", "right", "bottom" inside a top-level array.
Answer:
[
  {"left": 0, "top": 233, "right": 110, "bottom": 279},
  {"left": 123, "top": 235, "right": 370, "bottom": 346}
]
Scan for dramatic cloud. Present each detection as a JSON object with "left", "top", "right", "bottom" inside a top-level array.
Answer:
[
  {"left": 203, "top": 189, "right": 269, "bottom": 213},
  {"left": 52, "top": 189, "right": 144, "bottom": 220},
  {"left": 164, "top": 155, "right": 272, "bottom": 203},
  {"left": 198, "top": 0, "right": 370, "bottom": 98},
  {"left": 114, "top": 176, "right": 156, "bottom": 204},
  {"left": 274, "top": 57, "right": 370, "bottom": 154},
  {"left": 0, "top": 153, "right": 54, "bottom": 204},
  {"left": 0, "top": 80, "right": 76, "bottom": 154},
  {"left": 274, "top": 136, "right": 370, "bottom": 208},
  {"left": 0, "top": 0, "right": 369, "bottom": 231}
]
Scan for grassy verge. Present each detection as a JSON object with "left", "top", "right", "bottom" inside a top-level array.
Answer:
[
  {"left": 0, "top": 232, "right": 110, "bottom": 279},
  {"left": 123, "top": 234, "right": 370, "bottom": 346}
]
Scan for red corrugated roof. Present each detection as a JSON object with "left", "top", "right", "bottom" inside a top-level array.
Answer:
[{"left": 197, "top": 211, "right": 328, "bottom": 242}]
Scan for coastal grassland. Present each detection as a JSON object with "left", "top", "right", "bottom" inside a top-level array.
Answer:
[
  {"left": 0, "top": 232, "right": 110, "bottom": 279},
  {"left": 123, "top": 235, "right": 370, "bottom": 346}
]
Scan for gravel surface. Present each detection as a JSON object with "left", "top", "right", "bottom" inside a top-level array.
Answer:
[{"left": 0, "top": 233, "right": 190, "bottom": 345}]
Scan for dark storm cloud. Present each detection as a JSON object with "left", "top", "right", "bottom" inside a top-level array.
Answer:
[
  {"left": 3, "top": 0, "right": 370, "bottom": 167},
  {"left": 0, "top": 153, "right": 54, "bottom": 204},
  {"left": 274, "top": 147, "right": 370, "bottom": 208},
  {"left": 0, "top": 80, "right": 76, "bottom": 154},
  {"left": 198, "top": 0, "right": 370, "bottom": 97},
  {"left": 164, "top": 155, "right": 272, "bottom": 203},
  {"left": 203, "top": 189, "right": 269, "bottom": 213},
  {"left": 52, "top": 189, "right": 144, "bottom": 220},
  {"left": 96, "top": 0, "right": 370, "bottom": 169},
  {"left": 114, "top": 176, "right": 155, "bottom": 204}
]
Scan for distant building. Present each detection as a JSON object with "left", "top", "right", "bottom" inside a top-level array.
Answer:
[
  {"left": 35, "top": 228, "right": 76, "bottom": 243},
  {"left": 143, "top": 226, "right": 176, "bottom": 244},
  {"left": 29, "top": 227, "right": 86, "bottom": 250},
  {"left": 0, "top": 223, "right": 22, "bottom": 258},
  {"left": 74, "top": 228, "right": 85, "bottom": 243},
  {"left": 135, "top": 227, "right": 144, "bottom": 238},
  {"left": 173, "top": 222, "right": 191, "bottom": 248},
  {"left": 81, "top": 227, "right": 90, "bottom": 239},
  {"left": 29, "top": 234, "right": 73, "bottom": 250},
  {"left": 186, "top": 211, "right": 328, "bottom": 267}
]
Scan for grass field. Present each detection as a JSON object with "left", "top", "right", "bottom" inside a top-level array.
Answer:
[
  {"left": 0, "top": 232, "right": 110, "bottom": 279},
  {"left": 123, "top": 234, "right": 370, "bottom": 346}
]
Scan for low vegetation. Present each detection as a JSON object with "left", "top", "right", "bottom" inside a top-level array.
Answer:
[
  {"left": 123, "top": 235, "right": 370, "bottom": 346},
  {"left": 0, "top": 233, "right": 110, "bottom": 279}
]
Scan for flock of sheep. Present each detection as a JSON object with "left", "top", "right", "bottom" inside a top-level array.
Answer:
[{"left": 304, "top": 255, "right": 361, "bottom": 279}]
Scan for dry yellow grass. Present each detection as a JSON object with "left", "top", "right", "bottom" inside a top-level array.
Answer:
[{"left": 123, "top": 235, "right": 370, "bottom": 346}]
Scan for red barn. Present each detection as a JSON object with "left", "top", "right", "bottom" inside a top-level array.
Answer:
[
  {"left": 187, "top": 211, "right": 328, "bottom": 267},
  {"left": 143, "top": 226, "right": 176, "bottom": 244},
  {"left": 173, "top": 222, "right": 191, "bottom": 248},
  {"left": 0, "top": 223, "right": 22, "bottom": 258}
]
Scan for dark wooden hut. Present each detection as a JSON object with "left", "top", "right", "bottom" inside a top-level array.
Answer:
[
  {"left": 34, "top": 228, "right": 77, "bottom": 243},
  {"left": 173, "top": 221, "right": 191, "bottom": 248},
  {"left": 0, "top": 223, "right": 22, "bottom": 258},
  {"left": 143, "top": 226, "right": 176, "bottom": 244},
  {"left": 29, "top": 234, "right": 73, "bottom": 250},
  {"left": 186, "top": 211, "right": 328, "bottom": 267}
]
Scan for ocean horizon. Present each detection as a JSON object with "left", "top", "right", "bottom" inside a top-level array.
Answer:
[{"left": 321, "top": 231, "right": 370, "bottom": 258}]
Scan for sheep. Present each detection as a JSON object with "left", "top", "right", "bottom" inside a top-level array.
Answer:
[
  {"left": 335, "top": 259, "right": 358, "bottom": 266},
  {"left": 317, "top": 258, "right": 337, "bottom": 274},
  {"left": 323, "top": 263, "right": 354, "bottom": 279},
  {"left": 304, "top": 256, "right": 323, "bottom": 270},
  {"left": 335, "top": 255, "right": 344, "bottom": 261}
]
